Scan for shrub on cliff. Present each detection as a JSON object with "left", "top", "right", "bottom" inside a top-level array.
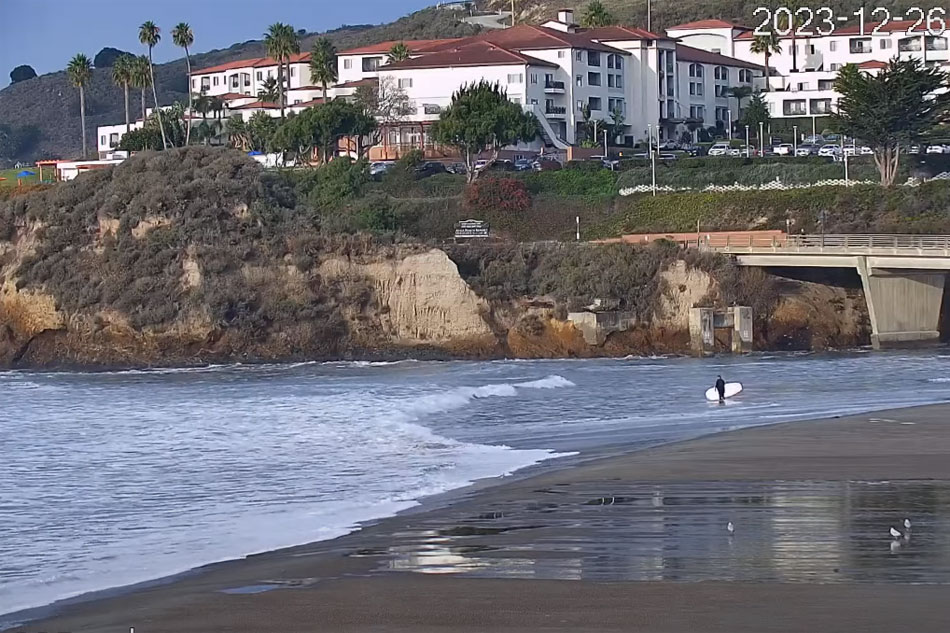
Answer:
[{"left": 464, "top": 178, "right": 531, "bottom": 215}]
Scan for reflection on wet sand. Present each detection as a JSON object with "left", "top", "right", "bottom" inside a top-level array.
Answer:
[{"left": 364, "top": 481, "right": 950, "bottom": 583}]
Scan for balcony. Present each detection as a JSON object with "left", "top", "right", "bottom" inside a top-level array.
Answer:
[
  {"left": 545, "top": 105, "right": 567, "bottom": 118},
  {"left": 544, "top": 80, "right": 566, "bottom": 93}
]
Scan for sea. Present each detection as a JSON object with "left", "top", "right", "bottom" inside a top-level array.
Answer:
[{"left": 2, "top": 350, "right": 950, "bottom": 617}]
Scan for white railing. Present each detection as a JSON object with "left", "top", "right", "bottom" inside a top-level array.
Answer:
[{"left": 701, "top": 233, "right": 950, "bottom": 254}]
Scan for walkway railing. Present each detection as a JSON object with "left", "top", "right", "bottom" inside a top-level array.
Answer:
[{"left": 701, "top": 233, "right": 950, "bottom": 255}]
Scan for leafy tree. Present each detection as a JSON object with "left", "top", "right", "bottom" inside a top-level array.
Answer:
[
  {"left": 130, "top": 55, "right": 152, "bottom": 121},
  {"left": 431, "top": 81, "right": 538, "bottom": 182},
  {"left": 172, "top": 23, "right": 195, "bottom": 145},
  {"left": 355, "top": 76, "right": 413, "bottom": 151},
  {"left": 608, "top": 106, "right": 626, "bottom": 143},
  {"left": 246, "top": 111, "right": 279, "bottom": 152},
  {"left": 112, "top": 55, "right": 135, "bottom": 134},
  {"left": 310, "top": 38, "right": 338, "bottom": 102},
  {"left": 9, "top": 65, "right": 37, "bottom": 84},
  {"left": 257, "top": 77, "right": 281, "bottom": 102},
  {"left": 749, "top": 32, "right": 781, "bottom": 91},
  {"left": 139, "top": 21, "right": 168, "bottom": 150},
  {"left": 66, "top": 53, "right": 92, "bottom": 158},
  {"left": 152, "top": 102, "right": 188, "bottom": 147},
  {"left": 94, "top": 47, "right": 132, "bottom": 68},
  {"left": 833, "top": 59, "right": 950, "bottom": 186},
  {"left": 388, "top": 42, "right": 411, "bottom": 62},
  {"left": 580, "top": 103, "right": 606, "bottom": 146},
  {"left": 581, "top": 0, "right": 615, "bottom": 27},
  {"left": 740, "top": 92, "right": 770, "bottom": 132},
  {"left": 264, "top": 23, "right": 298, "bottom": 117},
  {"left": 727, "top": 85, "right": 753, "bottom": 123},
  {"left": 118, "top": 126, "right": 163, "bottom": 151},
  {"left": 227, "top": 115, "right": 250, "bottom": 150}
]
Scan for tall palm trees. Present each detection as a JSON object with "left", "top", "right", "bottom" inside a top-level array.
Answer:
[
  {"left": 750, "top": 32, "right": 781, "bottom": 92},
  {"left": 112, "top": 55, "right": 135, "bottom": 134},
  {"left": 130, "top": 56, "right": 152, "bottom": 121},
  {"left": 264, "top": 23, "right": 298, "bottom": 118},
  {"left": 139, "top": 21, "right": 168, "bottom": 149},
  {"left": 310, "top": 38, "right": 338, "bottom": 103},
  {"left": 66, "top": 53, "right": 93, "bottom": 158},
  {"left": 172, "top": 22, "right": 195, "bottom": 146}
]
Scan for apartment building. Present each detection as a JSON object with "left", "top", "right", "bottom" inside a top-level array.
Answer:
[
  {"left": 190, "top": 52, "right": 315, "bottom": 99},
  {"left": 669, "top": 19, "right": 950, "bottom": 121}
]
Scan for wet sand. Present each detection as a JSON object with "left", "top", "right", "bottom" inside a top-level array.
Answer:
[{"left": 10, "top": 404, "right": 950, "bottom": 633}]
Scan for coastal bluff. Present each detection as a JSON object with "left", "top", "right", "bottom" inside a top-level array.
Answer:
[{"left": 0, "top": 148, "right": 867, "bottom": 368}]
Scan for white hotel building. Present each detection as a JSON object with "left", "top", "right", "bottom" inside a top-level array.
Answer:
[
  {"left": 97, "top": 9, "right": 769, "bottom": 159},
  {"left": 668, "top": 18, "right": 949, "bottom": 124}
]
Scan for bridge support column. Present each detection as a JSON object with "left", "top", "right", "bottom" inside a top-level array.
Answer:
[
  {"left": 857, "top": 257, "right": 946, "bottom": 349},
  {"left": 689, "top": 308, "right": 715, "bottom": 356}
]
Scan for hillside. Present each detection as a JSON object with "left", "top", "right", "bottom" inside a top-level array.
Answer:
[{"left": 0, "top": 8, "right": 480, "bottom": 162}]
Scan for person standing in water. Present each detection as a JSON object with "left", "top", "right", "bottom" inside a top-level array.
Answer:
[{"left": 715, "top": 375, "right": 726, "bottom": 402}]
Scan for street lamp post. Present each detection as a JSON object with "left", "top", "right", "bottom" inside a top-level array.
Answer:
[
  {"left": 727, "top": 109, "right": 732, "bottom": 140},
  {"left": 811, "top": 114, "right": 817, "bottom": 139},
  {"left": 603, "top": 129, "right": 609, "bottom": 162},
  {"left": 745, "top": 125, "right": 750, "bottom": 158},
  {"left": 842, "top": 135, "right": 850, "bottom": 184},
  {"left": 648, "top": 123, "right": 656, "bottom": 196},
  {"left": 759, "top": 121, "right": 764, "bottom": 157},
  {"left": 793, "top": 124, "right": 798, "bottom": 155}
]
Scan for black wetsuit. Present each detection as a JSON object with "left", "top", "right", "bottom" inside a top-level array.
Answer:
[{"left": 715, "top": 378, "right": 726, "bottom": 401}]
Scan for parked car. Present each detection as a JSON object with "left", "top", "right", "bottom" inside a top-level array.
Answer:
[
  {"left": 796, "top": 144, "right": 819, "bottom": 156},
  {"left": 926, "top": 144, "right": 950, "bottom": 154},
  {"left": 514, "top": 158, "right": 534, "bottom": 171},
  {"left": 473, "top": 159, "right": 491, "bottom": 171},
  {"left": 824, "top": 133, "right": 842, "bottom": 143},
  {"left": 818, "top": 144, "right": 841, "bottom": 157},
  {"left": 728, "top": 146, "right": 752, "bottom": 157},
  {"left": 803, "top": 134, "right": 825, "bottom": 145},
  {"left": 657, "top": 152, "right": 679, "bottom": 161},
  {"left": 658, "top": 140, "right": 680, "bottom": 151},
  {"left": 369, "top": 161, "right": 394, "bottom": 178},
  {"left": 414, "top": 161, "right": 447, "bottom": 177},
  {"left": 445, "top": 163, "right": 467, "bottom": 174},
  {"left": 532, "top": 157, "right": 562, "bottom": 171},
  {"left": 680, "top": 144, "right": 705, "bottom": 156},
  {"left": 773, "top": 143, "right": 794, "bottom": 156},
  {"left": 907, "top": 145, "right": 921, "bottom": 154},
  {"left": 708, "top": 142, "right": 731, "bottom": 156}
]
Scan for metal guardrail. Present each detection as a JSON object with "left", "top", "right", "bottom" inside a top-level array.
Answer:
[{"left": 701, "top": 233, "right": 950, "bottom": 255}]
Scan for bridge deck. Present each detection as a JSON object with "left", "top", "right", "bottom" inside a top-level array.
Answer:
[{"left": 702, "top": 234, "right": 950, "bottom": 258}]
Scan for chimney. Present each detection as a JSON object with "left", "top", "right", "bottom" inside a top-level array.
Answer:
[{"left": 558, "top": 9, "right": 575, "bottom": 25}]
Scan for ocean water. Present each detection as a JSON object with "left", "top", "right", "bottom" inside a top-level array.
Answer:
[{"left": 2, "top": 351, "right": 950, "bottom": 616}]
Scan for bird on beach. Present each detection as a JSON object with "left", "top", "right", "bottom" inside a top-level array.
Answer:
[
  {"left": 889, "top": 527, "right": 902, "bottom": 539},
  {"left": 727, "top": 521, "right": 735, "bottom": 535},
  {"left": 904, "top": 518, "right": 912, "bottom": 530}
]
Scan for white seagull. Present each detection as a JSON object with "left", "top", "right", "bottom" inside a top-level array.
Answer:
[
  {"left": 727, "top": 521, "right": 735, "bottom": 535},
  {"left": 889, "top": 527, "right": 902, "bottom": 539},
  {"left": 904, "top": 518, "right": 912, "bottom": 530}
]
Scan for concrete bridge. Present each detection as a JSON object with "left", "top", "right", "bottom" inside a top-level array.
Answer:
[{"left": 702, "top": 234, "right": 950, "bottom": 349}]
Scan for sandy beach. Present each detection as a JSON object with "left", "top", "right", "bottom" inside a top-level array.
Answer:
[{"left": 9, "top": 403, "right": 950, "bottom": 633}]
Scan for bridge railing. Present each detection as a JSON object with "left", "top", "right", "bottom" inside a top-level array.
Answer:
[{"left": 701, "top": 233, "right": 950, "bottom": 253}]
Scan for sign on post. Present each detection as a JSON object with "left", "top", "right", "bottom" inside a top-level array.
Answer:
[{"left": 455, "top": 219, "right": 490, "bottom": 240}]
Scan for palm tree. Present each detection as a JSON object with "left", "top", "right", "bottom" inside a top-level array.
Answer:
[
  {"left": 282, "top": 24, "right": 300, "bottom": 107},
  {"left": 727, "top": 85, "right": 753, "bottom": 114},
  {"left": 264, "top": 23, "right": 296, "bottom": 117},
  {"left": 172, "top": 22, "right": 195, "bottom": 146},
  {"left": 139, "top": 21, "right": 168, "bottom": 149},
  {"left": 111, "top": 55, "right": 135, "bottom": 134},
  {"left": 257, "top": 76, "right": 281, "bottom": 102},
  {"left": 581, "top": 0, "right": 615, "bottom": 28},
  {"left": 130, "top": 55, "right": 152, "bottom": 121},
  {"left": 310, "top": 38, "right": 338, "bottom": 102},
  {"left": 750, "top": 32, "right": 781, "bottom": 92},
  {"left": 209, "top": 95, "right": 224, "bottom": 120},
  {"left": 193, "top": 93, "right": 211, "bottom": 121},
  {"left": 388, "top": 42, "right": 411, "bottom": 62},
  {"left": 66, "top": 53, "right": 93, "bottom": 158}
]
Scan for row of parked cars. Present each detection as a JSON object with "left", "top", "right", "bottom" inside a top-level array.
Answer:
[{"left": 368, "top": 156, "right": 563, "bottom": 179}]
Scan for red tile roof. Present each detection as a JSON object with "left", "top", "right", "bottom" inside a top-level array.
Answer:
[
  {"left": 383, "top": 40, "right": 559, "bottom": 70},
  {"left": 668, "top": 19, "right": 751, "bottom": 31},
  {"left": 473, "top": 24, "right": 629, "bottom": 54},
  {"left": 292, "top": 98, "right": 326, "bottom": 108},
  {"left": 339, "top": 38, "right": 464, "bottom": 55},
  {"left": 675, "top": 43, "right": 764, "bottom": 70},
  {"left": 735, "top": 19, "right": 929, "bottom": 39},
  {"left": 218, "top": 92, "right": 253, "bottom": 101},
  {"left": 582, "top": 25, "right": 670, "bottom": 41},
  {"left": 858, "top": 60, "right": 888, "bottom": 69},
  {"left": 334, "top": 78, "right": 379, "bottom": 89},
  {"left": 287, "top": 85, "right": 324, "bottom": 91},
  {"left": 194, "top": 52, "right": 311, "bottom": 75},
  {"left": 231, "top": 101, "right": 280, "bottom": 110}
]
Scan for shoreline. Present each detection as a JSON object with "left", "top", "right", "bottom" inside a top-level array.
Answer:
[{"left": 9, "top": 402, "right": 950, "bottom": 632}]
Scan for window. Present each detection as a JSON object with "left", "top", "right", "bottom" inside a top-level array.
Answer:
[
  {"left": 507, "top": 73, "right": 523, "bottom": 83},
  {"left": 715, "top": 106, "right": 728, "bottom": 121},
  {"left": 689, "top": 63, "right": 703, "bottom": 78},
  {"left": 608, "top": 74, "right": 615, "bottom": 88},
  {"left": 343, "top": 58, "right": 352, "bottom": 70},
  {"left": 689, "top": 105, "right": 705, "bottom": 120},
  {"left": 257, "top": 71, "right": 263, "bottom": 81},
  {"left": 589, "top": 96, "right": 602, "bottom": 110},
  {"left": 797, "top": 82, "right": 807, "bottom": 91},
  {"left": 615, "top": 74, "right": 623, "bottom": 89},
  {"left": 100, "top": 135, "right": 106, "bottom": 146},
  {"left": 615, "top": 56, "right": 623, "bottom": 70},
  {"left": 588, "top": 72, "right": 601, "bottom": 86},
  {"left": 511, "top": 96, "right": 522, "bottom": 104},
  {"left": 530, "top": 73, "right": 538, "bottom": 84},
  {"left": 290, "top": 67, "right": 296, "bottom": 77},
  {"left": 808, "top": 44, "right": 817, "bottom": 54},
  {"left": 607, "top": 55, "right": 614, "bottom": 69},
  {"left": 201, "top": 78, "right": 210, "bottom": 91},
  {"left": 362, "top": 56, "right": 383, "bottom": 72},
  {"left": 880, "top": 39, "right": 891, "bottom": 49},
  {"left": 714, "top": 65, "right": 728, "bottom": 81},
  {"left": 607, "top": 98, "right": 625, "bottom": 114},
  {"left": 576, "top": 51, "right": 583, "bottom": 62},
  {"left": 191, "top": 78, "right": 197, "bottom": 89},
  {"left": 926, "top": 36, "right": 949, "bottom": 51},
  {"left": 267, "top": 69, "right": 274, "bottom": 78},
  {"left": 109, "top": 133, "right": 119, "bottom": 147},
  {"left": 587, "top": 51, "right": 601, "bottom": 66},
  {"left": 213, "top": 76, "right": 219, "bottom": 86},
  {"left": 230, "top": 75, "right": 239, "bottom": 88},
  {"left": 398, "top": 78, "right": 413, "bottom": 88},
  {"left": 577, "top": 100, "right": 584, "bottom": 111},
  {"left": 810, "top": 98, "right": 832, "bottom": 114},
  {"left": 849, "top": 38, "right": 872, "bottom": 54},
  {"left": 829, "top": 63, "right": 841, "bottom": 71},
  {"left": 243, "top": 73, "right": 251, "bottom": 87},
  {"left": 783, "top": 99, "right": 807, "bottom": 116},
  {"left": 738, "top": 69, "right": 752, "bottom": 82},
  {"left": 829, "top": 41, "right": 837, "bottom": 52},
  {"left": 689, "top": 81, "right": 703, "bottom": 96},
  {"left": 294, "top": 99, "right": 301, "bottom": 105},
  {"left": 818, "top": 79, "right": 835, "bottom": 90},
  {"left": 715, "top": 84, "right": 729, "bottom": 97},
  {"left": 558, "top": 50, "right": 566, "bottom": 58},
  {"left": 576, "top": 74, "right": 583, "bottom": 86}
]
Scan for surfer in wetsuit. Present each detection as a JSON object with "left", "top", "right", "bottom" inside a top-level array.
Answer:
[{"left": 715, "top": 375, "right": 726, "bottom": 402}]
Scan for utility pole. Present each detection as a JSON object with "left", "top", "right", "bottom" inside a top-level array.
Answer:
[
  {"left": 793, "top": 124, "right": 798, "bottom": 156},
  {"left": 759, "top": 121, "right": 764, "bottom": 157},
  {"left": 745, "top": 125, "right": 750, "bottom": 158},
  {"left": 648, "top": 123, "right": 656, "bottom": 196},
  {"left": 511, "top": 0, "right": 516, "bottom": 27},
  {"left": 727, "top": 109, "right": 732, "bottom": 140},
  {"left": 603, "top": 129, "right": 608, "bottom": 160},
  {"left": 647, "top": 0, "right": 652, "bottom": 32}
]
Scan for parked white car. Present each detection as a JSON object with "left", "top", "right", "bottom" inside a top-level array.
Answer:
[
  {"left": 369, "top": 161, "right": 394, "bottom": 177},
  {"left": 728, "top": 145, "right": 753, "bottom": 157},
  {"left": 773, "top": 143, "right": 793, "bottom": 155},
  {"left": 818, "top": 144, "right": 841, "bottom": 157},
  {"left": 926, "top": 144, "right": 950, "bottom": 154},
  {"left": 708, "top": 142, "right": 731, "bottom": 156}
]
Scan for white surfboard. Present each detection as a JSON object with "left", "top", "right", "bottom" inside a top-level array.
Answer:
[{"left": 705, "top": 382, "right": 743, "bottom": 401}]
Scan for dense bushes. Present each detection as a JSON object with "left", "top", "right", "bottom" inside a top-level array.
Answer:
[
  {"left": 465, "top": 178, "right": 531, "bottom": 214},
  {"left": 518, "top": 169, "right": 617, "bottom": 197}
]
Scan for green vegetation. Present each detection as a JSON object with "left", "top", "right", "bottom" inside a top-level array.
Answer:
[
  {"left": 139, "top": 21, "right": 168, "bottom": 150},
  {"left": 833, "top": 59, "right": 950, "bottom": 186},
  {"left": 171, "top": 23, "right": 195, "bottom": 146},
  {"left": 581, "top": 0, "right": 616, "bottom": 27},
  {"left": 431, "top": 81, "right": 539, "bottom": 182},
  {"left": 265, "top": 23, "right": 301, "bottom": 117},
  {"left": 65, "top": 54, "right": 92, "bottom": 159}
]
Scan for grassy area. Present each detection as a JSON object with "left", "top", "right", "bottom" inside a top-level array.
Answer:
[{"left": 0, "top": 167, "right": 39, "bottom": 189}]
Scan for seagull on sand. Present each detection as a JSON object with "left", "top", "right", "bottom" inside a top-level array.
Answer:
[
  {"left": 727, "top": 521, "right": 735, "bottom": 535},
  {"left": 889, "top": 527, "right": 902, "bottom": 539}
]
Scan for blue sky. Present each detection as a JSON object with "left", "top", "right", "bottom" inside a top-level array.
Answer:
[{"left": 0, "top": 0, "right": 434, "bottom": 88}]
